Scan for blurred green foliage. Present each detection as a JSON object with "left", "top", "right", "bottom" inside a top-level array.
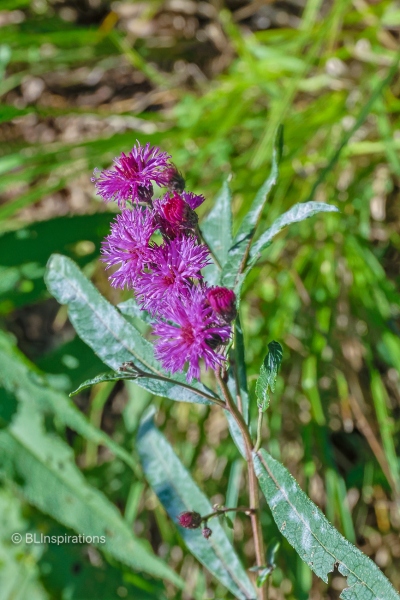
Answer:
[{"left": 1, "top": 0, "right": 400, "bottom": 598}]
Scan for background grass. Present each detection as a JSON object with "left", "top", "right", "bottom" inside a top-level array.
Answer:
[{"left": 1, "top": 0, "right": 400, "bottom": 598}]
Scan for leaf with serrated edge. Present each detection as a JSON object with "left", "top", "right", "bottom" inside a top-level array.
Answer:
[
  {"left": 221, "top": 126, "right": 283, "bottom": 290},
  {"left": 138, "top": 411, "right": 256, "bottom": 600},
  {"left": 249, "top": 202, "right": 339, "bottom": 262},
  {"left": 0, "top": 402, "right": 182, "bottom": 587},
  {"left": 255, "top": 341, "right": 283, "bottom": 412},
  {"left": 45, "top": 254, "right": 218, "bottom": 405},
  {"left": 253, "top": 449, "right": 399, "bottom": 600}
]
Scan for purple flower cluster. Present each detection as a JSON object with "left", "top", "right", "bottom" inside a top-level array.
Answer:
[{"left": 95, "top": 142, "right": 237, "bottom": 381}]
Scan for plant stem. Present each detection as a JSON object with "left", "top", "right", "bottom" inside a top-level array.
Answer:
[
  {"left": 216, "top": 371, "right": 267, "bottom": 600},
  {"left": 201, "top": 506, "right": 256, "bottom": 522},
  {"left": 254, "top": 409, "right": 263, "bottom": 453},
  {"left": 120, "top": 361, "right": 226, "bottom": 407}
]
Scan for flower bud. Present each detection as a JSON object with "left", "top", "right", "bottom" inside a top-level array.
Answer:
[
  {"left": 202, "top": 527, "right": 212, "bottom": 539},
  {"left": 207, "top": 287, "right": 237, "bottom": 323},
  {"left": 165, "top": 164, "right": 185, "bottom": 193},
  {"left": 177, "top": 511, "right": 202, "bottom": 529},
  {"left": 154, "top": 193, "right": 198, "bottom": 238},
  {"left": 162, "top": 193, "right": 191, "bottom": 225}
]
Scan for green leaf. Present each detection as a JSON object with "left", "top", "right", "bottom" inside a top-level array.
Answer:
[
  {"left": 257, "top": 571, "right": 271, "bottom": 588},
  {"left": 70, "top": 371, "right": 138, "bottom": 396},
  {"left": 138, "top": 411, "right": 256, "bottom": 600},
  {"left": 0, "top": 487, "right": 48, "bottom": 600},
  {"left": 0, "top": 402, "right": 182, "bottom": 587},
  {"left": 0, "top": 104, "right": 33, "bottom": 124},
  {"left": 118, "top": 298, "right": 153, "bottom": 325},
  {"left": 201, "top": 178, "right": 233, "bottom": 272},
  {"left": 45, "top": 254, "right": 219, "bottom": 406},
  {"left": 39, "top": 524, "right": 166, "bottom": 600},
  {"left": 221, "top": 125, "right": 283, "bottom": 290},
  {"left": 225, "top": 409, "right": 246, "bottom": 459},
  {"left": 266, "top": 538, "right": 280, "bottom": 567},
  {"left": 70, "top": 363, "right": 208, "bottom": 399},
  {"left": 0, "top": 331, "right": 138, "bottom": 474},
  {"left": 249, "top": 202, "right": 339, "bottom": 262},
  {"left": 226, "top": 318, "right": 250, "bottom": 458},
  {"left": 253, "top": 449, "right": 400, "bottom": 600},
  {"left": 231, "top": 317, "right": 250, "bottom": 424},
  {"left": 255, "top": 341, "right": 283, "bottom": 412}
]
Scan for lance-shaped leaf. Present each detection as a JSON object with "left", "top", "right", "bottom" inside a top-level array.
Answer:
[
  {"left": 138, "top": 411, "right": 256, "bottom": 600},
  {"left": 70, "top": 371, "right": 138, "bottom": 396},
  {"left": 253, "top": 449, "right": 400, "bottom": 600},
  {"left": 0, "top": 331, "right": 138, "bottom": 474},
  {"left": 226, "top": 318, "right": 250, "bottom": 458},
  {"left": 255, "top": 341, "right": 283, "bottom": 412},
  {"left": 70, "top": 361, "right": 215, "bottom": 401},
  {"left": 248, "top": 202, "right": 339, "bottom": 263},
  {"left": 0, "top": 401, "right": 182, "bottom": 587},
  {"left": 201, "top": 179, "right": 233, "bottom": 272},
  {"left": 221, "top": 126, "right": 283, "bottom": 290},
  {"left": 45, "top": 254, "right": 219, "bottom": 406}
]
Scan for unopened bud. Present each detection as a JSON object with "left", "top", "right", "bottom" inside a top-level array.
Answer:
[
  {"left": 165, "top": 164, "right": 185, "bottom": 193},
  {"left": 163, "top": 193, "right": 190, "bottom": 224},
  {"left": 155, "top": 193, "right": 198, "bottom": 238},
  {"left": 207, "top": 287, "right": 237, "bottom": 323},
  {"left": 202, "top": 527, "right": 212, "bottom": 539},
  {"left": 177, "top": 511, "right": 202, "bottom": 529}
]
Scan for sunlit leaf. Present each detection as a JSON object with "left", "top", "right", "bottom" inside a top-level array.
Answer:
[
  {"left": 118, "top": 298, "right": 153, "bottom": 325},
  {"left": 138, "top": 411, "right": 256, "bottom": 600},
  {"left": 45, "top": 254, "right": 219, "bottom": 405},
  {"left": 226, "top": 318, "right": 250, "bottom": 458},
  {"left": 249, "top": 202, "right": 339, "bottom": 262},
  {"left": 253, "top": 449, "right": 400, "bottom": 600},
  {"left": 70, "top": 371, "right": 137, "bottom": 396},
  {"left": 221, "top": 126, "right": 283, "bottom": 290},
  {"left": 201, "top": 178, "right": 233, "bottom": 283},
  {"left": 0, "top": 330, "right": 137, "bottom": 473},
  {"left": 255, "top": 341, "right": 283, "bottom": 412},
  {"left": 0, "top": 402, "right": 182, "bottom": 587}
]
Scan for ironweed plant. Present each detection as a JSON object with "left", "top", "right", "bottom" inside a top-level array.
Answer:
[{"left": 44, "top": 134, "right": 399, "bottom": 600}]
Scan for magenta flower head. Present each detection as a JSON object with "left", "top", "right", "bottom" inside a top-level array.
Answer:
[
  {"left": 92, "top": 142, "right": 171, "bottom": 207},
  {"left": 177, "top": 511, "right": 202, "bottom": 529},
  {"left": 101, "top": 207, "right": 156, "bottom": 289},
  {"left": 134, "top": 236, "right": 210, "bottom": 315},
  {"left": 153, "top": 193, "right": 198, "bottom": 238},
  {"left": 207, "top": 287, "right": 237, "bottom": 323},
  {"left": 153, "top": 286, "right": 231, "bottom": 381}
]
